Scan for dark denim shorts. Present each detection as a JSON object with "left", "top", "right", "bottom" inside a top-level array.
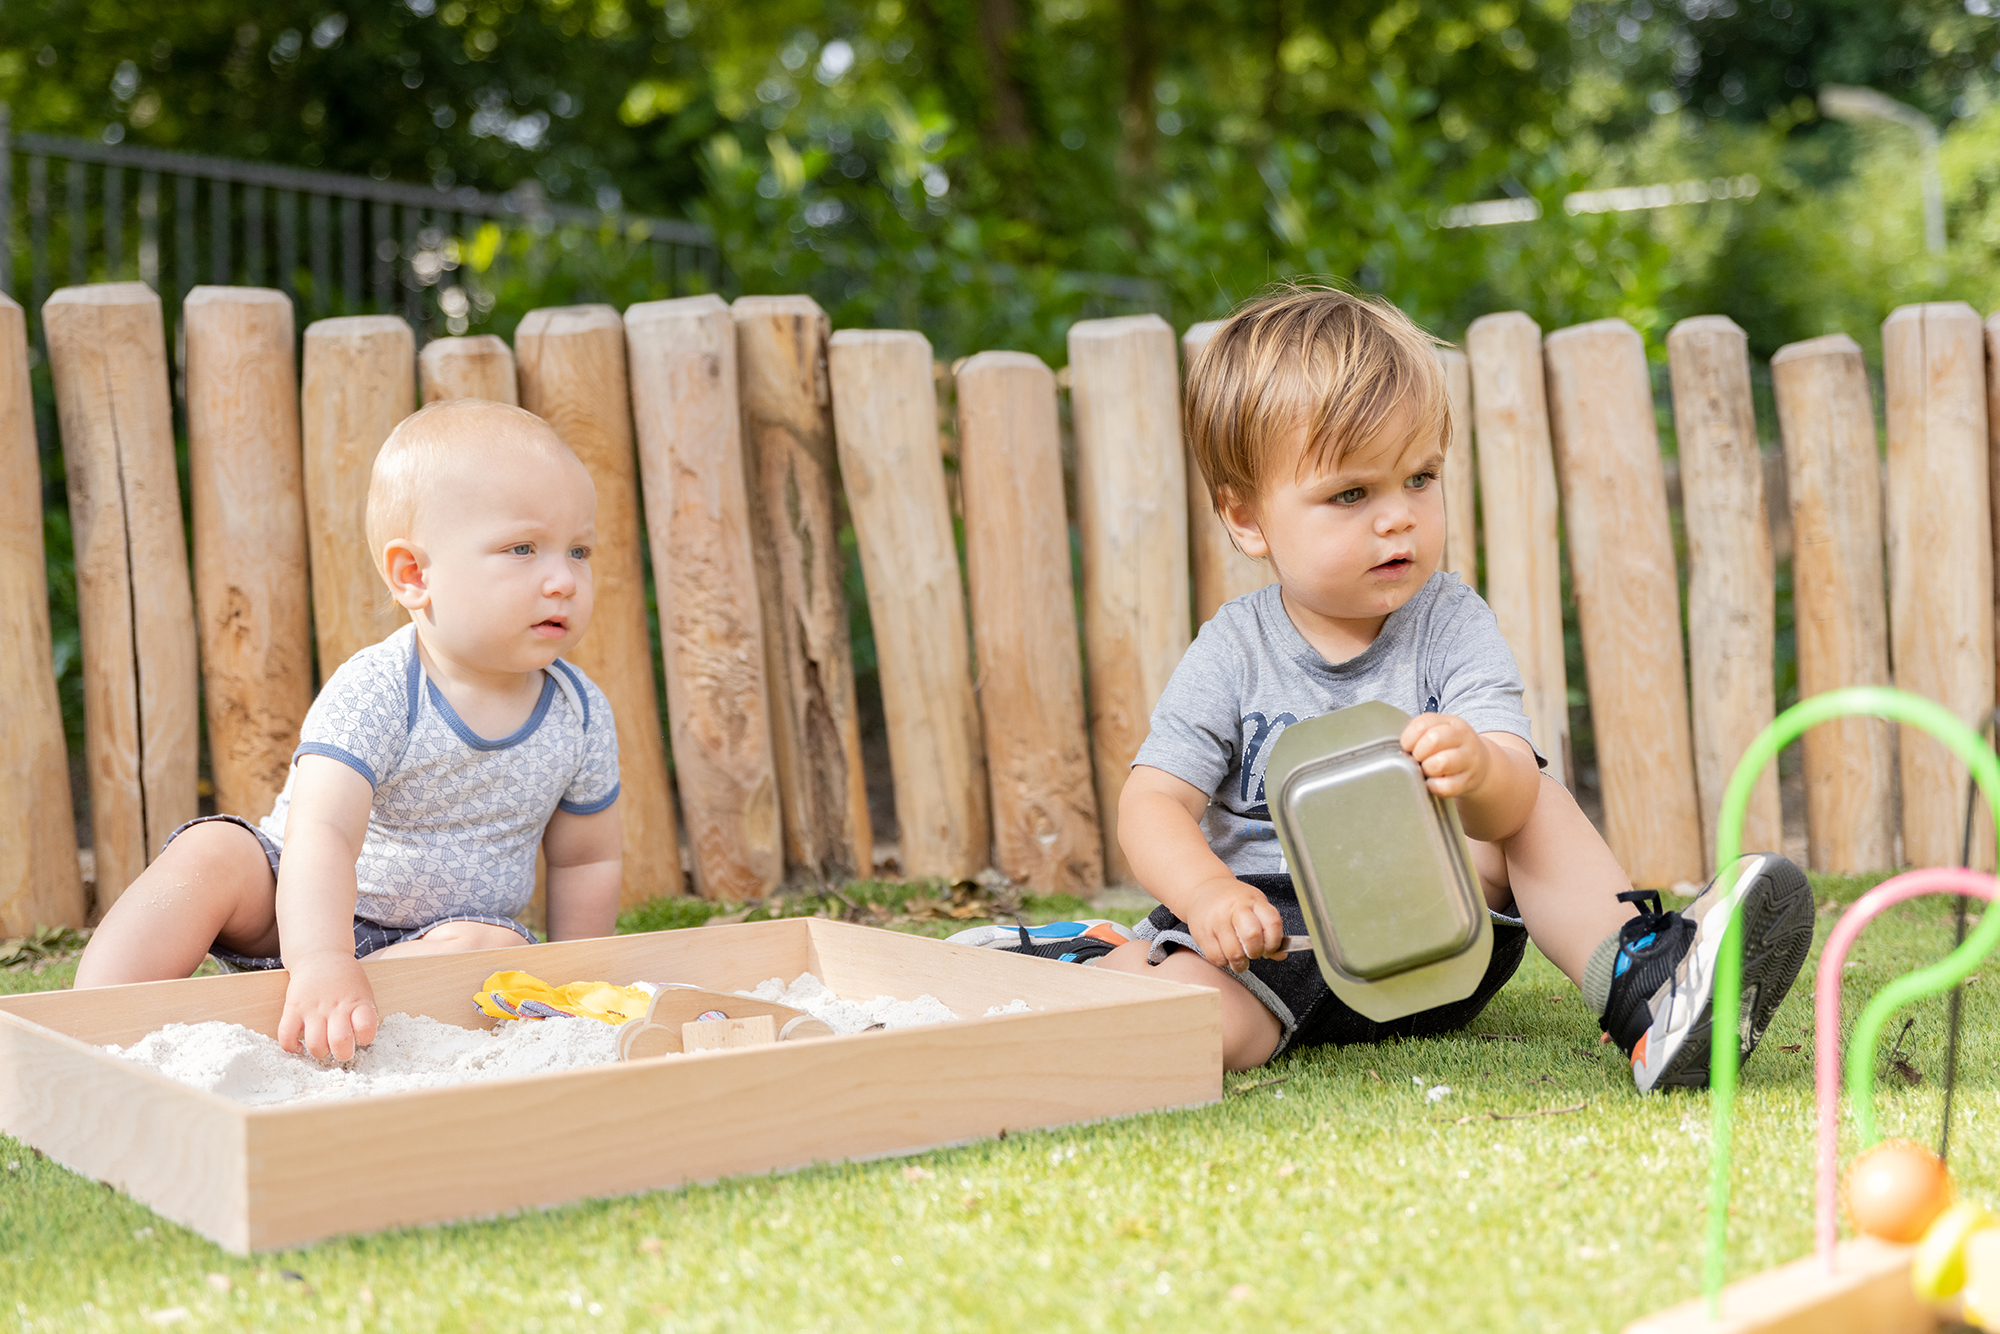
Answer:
[
  {"left": 168, "top": 814, "right": 539, "bottom": 972},
  {"left": 1131, "top": 872, "right": 1528, "bottom": 1058}
]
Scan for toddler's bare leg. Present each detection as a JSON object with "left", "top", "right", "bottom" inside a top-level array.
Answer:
[
  {"left": 73, "top": 821, "right": 280, "bottom": 987},
  {"left": 367, "top": 921, "right": 528, "bottom": 959},
  {"left": 1467, "top": 774, "right": 1635, "bottom": 986},
  {"left": 1094, "top": 938, "right": 1282, "bottom": 1072}
]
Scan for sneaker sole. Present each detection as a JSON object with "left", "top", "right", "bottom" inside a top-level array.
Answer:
[{"left": 1645, "top": 857, "right": 1815, "bottom": 1091}]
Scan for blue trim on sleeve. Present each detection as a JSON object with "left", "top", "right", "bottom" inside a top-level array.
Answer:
[
  {"left": 426, "top": 674, "right": 557, "bottom": 751},
  {"left": 549, "top": 658, "right": 589, "bottom": 728},
  {"left": 293, "top": 742, "right": 379, "bottom": 790},
  {"left": 558, "top": 781, "right": 620, "bottom": 815}
]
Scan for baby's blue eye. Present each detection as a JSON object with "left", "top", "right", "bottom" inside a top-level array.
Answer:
[
  {"left": 509, "top": 543, "right": 533, "bottom": 556},
  {"left": 569, "top": 546, "right": 590, "bottom": 561}
]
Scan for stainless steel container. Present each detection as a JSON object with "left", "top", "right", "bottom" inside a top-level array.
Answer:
[{"left": 1265, "top": 701, "right": 1494, "bottom": 1021}]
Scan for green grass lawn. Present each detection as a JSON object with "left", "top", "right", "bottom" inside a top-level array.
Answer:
[{"left": 3, "top": 873, "right": 1995, "bottom": 1333}]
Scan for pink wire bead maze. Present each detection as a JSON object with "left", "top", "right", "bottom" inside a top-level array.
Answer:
[
  {"left": 1813, "top": 867, "right": 1998, "bottom": 1268},
  {"left": 1704, "top": 685, "right": 2000, "bottom": 1316}
]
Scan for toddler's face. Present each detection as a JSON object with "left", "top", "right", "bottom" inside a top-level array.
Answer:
[
  {"left": 1226, "top": 412, "right": 1445, "bottom": 631},
  {"left": 399, "top": 447, "right": 598, "bottom": 677}
]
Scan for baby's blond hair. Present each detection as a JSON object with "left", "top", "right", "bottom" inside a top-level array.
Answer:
[
  {"left": 1185, "top": 283, "right": 1449, "bottom": 511},
  {"left": 365, "top": 398, "right": 578, "bottom": 576}
]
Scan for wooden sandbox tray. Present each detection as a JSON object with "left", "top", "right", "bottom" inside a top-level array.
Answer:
[{"left": 0, "top": 919, "right": 1222, "bottom": 1253}]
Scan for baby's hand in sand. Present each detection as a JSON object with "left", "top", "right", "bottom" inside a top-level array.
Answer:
[
  {"left": 1184, "top": 876, "right": 1289, "bottom": 974},
  {"left": 278, "top": 953, "right": 380, "bottom": 1061},
  {"left": 1400, "top": 711, "right": 1490, "bottom": 798}
]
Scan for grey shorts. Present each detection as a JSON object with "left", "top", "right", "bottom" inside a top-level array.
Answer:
[
  {"left": 1132, "top": 873, "right": 1528, "bottom": 1059},
  {"left": 169, "top": 814, "right": 540, "bottom": 972}
]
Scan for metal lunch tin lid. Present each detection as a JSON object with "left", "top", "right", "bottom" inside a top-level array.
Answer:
[{"left": 1265, "top": 701, "right": 1494, "bottom": 1022}]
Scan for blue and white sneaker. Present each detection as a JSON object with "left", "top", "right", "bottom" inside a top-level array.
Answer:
[
  {"left": 946, "top": 918, "right": 1133, "bottom": 964},
  {"left": 1601, "top": 854, "right": 1815, "bottom": 1093}
]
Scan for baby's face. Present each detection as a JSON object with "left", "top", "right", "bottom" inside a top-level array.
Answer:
[
  {"left": 402, "top": 447, "right": 598, "bottom": 677},
  {"left": 1231, "top": 412, "right": 1445, "bottom": 630}
]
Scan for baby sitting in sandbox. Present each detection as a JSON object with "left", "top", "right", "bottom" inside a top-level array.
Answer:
[{"left": 76, "top": 399, "right": 625, "bottom": 1060}]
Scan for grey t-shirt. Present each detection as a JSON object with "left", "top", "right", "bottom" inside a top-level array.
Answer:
[
  {"left": 1132, "top": 573, "right": 1540, "bottom": 876},
  {"left": 258, "top": 624, "right": 621, "bottom": 928}
]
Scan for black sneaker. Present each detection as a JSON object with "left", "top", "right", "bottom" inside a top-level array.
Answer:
[
  {"left": 1601, "top": 854, "right": 1815, "bottom": 1093},
  {"left": 945, "top": 918, "right": 1133, "bottom": 964}
]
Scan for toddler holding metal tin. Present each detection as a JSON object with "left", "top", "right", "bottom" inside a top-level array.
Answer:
[
  {"left": 971, "top": 286, "right": 1813, "bottom": 1086},
  {"left": 75, "top": 398, "right": 622, "bottom": 1062}
]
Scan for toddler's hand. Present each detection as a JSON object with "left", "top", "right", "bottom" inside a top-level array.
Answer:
[
  {"left": 1401, "top": 712, "right": 1490, "bottom": 797},
  {"left": 1184, "top": 876, "right": 1289, "bottom": 974},
  {"left": 278, "top": 952, "right": 380, "bottom": 1061}
]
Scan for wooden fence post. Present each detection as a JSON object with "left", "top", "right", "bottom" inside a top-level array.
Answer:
[
  {"left": 300, "top": 315, "right": 414, "bottom": 677},
  {"left": 0, "top": 293, "right": 84, "bottom": 933},
  {"left": 1884, "top": 302, "right": 1994, "bottom": 869},
  {"left": 1771, "top": 334, "right": 1896, "bottom": 873},
  {"left": 957, "top": 350, "right": 1104, "bottom": 895},
  {"left": 732, "top": 295, "right": 872, "bottom": 883},
  {"left": 1989, "top": 309, "right": 2000, "bottom": 783},
  {"left": 627, "top": 295, "right": 782, "bottom": 899},
  {"left": 1666, "top": 315, "right": 1781, "bottom": 868},
  {"left": 1465, "top": 313, "right": 1569, "bottom": 787},
  {"left": 516, "top": 304, "right": 683, "bottom": 905},
  {"left": 1181, "top": 320, "right": 1271, "bottom": 625},
  {"left": 1437, "top": 346, "right": 1479, "bottom": 588},
  {"left": 418, "top": 334, "right": 518, "bottom": 405},
  {"left": 1544, "top": 319, "right": 1704, "bottom": 889},
  {"left": 827, "top": 328, "right": 990, "bottom": 882},
  {"left": 183, "top": 287, "right": 314, "bottom": 828},
  {"left": 1069, "top": 315, "right": 1190, "bottom": 886},
  {"left": 44, "top": 283, "right": 199, "bottom": 912}
]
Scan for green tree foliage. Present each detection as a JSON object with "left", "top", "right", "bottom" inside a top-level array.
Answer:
[{"left": 3, "top": 0, "right": 1997, "bottom": 356}]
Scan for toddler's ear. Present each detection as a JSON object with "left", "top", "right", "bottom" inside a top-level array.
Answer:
[
  {"left": 382, "top": 539, "right": 430, "bottom": 610},
  {"left": 1216, "top": 486, "right": 1269, "bottom": 560}
]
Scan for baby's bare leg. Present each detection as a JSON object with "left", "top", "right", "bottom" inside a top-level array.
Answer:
[
  {"left": 367, "top": 921, "right": 527, "bottom": 959},
  {"left": 1094, "top": 938, "right": 1282, "bottom": 1072},
  {"left": 73, "top": 821, "right": 280, "bottom": 987},
  {"left": 1468, "top": 774, "right": 1635, "bottom": 986}
]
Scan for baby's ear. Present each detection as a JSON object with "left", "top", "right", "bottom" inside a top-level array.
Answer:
[
  {"left": 381, "top": 539, "right": 429, "bottom": 609},
  {"left": 1215, "top": 485, "right": 1269, "bottom": 560}
]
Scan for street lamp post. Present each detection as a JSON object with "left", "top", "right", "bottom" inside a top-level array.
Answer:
[{"left": 1818, "top": 83, "right": 1945, "bottom": 255}]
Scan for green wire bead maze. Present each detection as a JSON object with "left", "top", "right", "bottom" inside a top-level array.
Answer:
[{"left": 1626, "top": 686, "right": 2000, "bottom": 1333}]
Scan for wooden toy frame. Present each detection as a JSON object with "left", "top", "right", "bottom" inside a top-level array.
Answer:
[{"left": 0, "top": 919, "right": 1221, "bottom": 1253}]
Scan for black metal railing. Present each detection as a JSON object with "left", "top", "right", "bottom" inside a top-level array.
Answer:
[{"left": 1, "top": 106, "right": 721, "bottom": 356}]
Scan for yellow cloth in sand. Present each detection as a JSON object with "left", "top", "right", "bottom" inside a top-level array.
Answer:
[{"left": 473, "top": 970, "right": 653, "bottom": 1024}]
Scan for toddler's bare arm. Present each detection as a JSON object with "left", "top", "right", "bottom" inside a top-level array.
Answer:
[
  {"left": 1119, "top": 765, "right": 1287, "bottom": 972},
  {"left": 543, "top": 802, "right": 622, "bottom": 941},
  {"left": 275, "top": 756, "right": 378, "bottom": 1060},
  {"left": 1399, "top": 714, "right": 1540, "bottom": 842}
]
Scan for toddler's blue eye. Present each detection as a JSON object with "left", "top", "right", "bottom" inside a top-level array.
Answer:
[
  {"left": 510, "top": 543, "right": 533, "bottom": 556},
  {"left": 1334, "top": 487, "right": 1366, "bottom": 505},
  {"left": 1406, "top": 471, "right": 1437, "bottom": 490}
]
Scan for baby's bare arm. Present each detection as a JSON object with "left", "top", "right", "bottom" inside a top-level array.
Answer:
[
  {"left": 276, "top": 756, "right": 378, "bottom": 1060},
  {"left": 1400, "top": 714, "right": 1540, "bottom": 842},
  {"left": 543, "top": 802, "right": 622, "bottom": 941},
  {"left": 1119, "top": 766, "right": 1286, "bottom": 971}
]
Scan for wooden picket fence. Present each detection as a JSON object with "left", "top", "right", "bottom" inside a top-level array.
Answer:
[{"left": 4, "top": 282, "right": 1998, "bottom": 938}]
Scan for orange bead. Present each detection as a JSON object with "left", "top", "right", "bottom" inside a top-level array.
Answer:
[{"left": 1843, "top": 1139, "right": 1954, "bottom": 1243}]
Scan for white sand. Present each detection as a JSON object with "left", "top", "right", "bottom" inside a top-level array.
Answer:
[
  {"left": 105, "top": 1012, "right": 622, "bottom": 1107},
  {"left": 106, "top": 972, "right": 1016, "bottom": 1107}
]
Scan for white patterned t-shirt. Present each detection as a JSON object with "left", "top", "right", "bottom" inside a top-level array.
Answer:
[{"left": 258, "top": 624, "right": 621, "bottom": 928}]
